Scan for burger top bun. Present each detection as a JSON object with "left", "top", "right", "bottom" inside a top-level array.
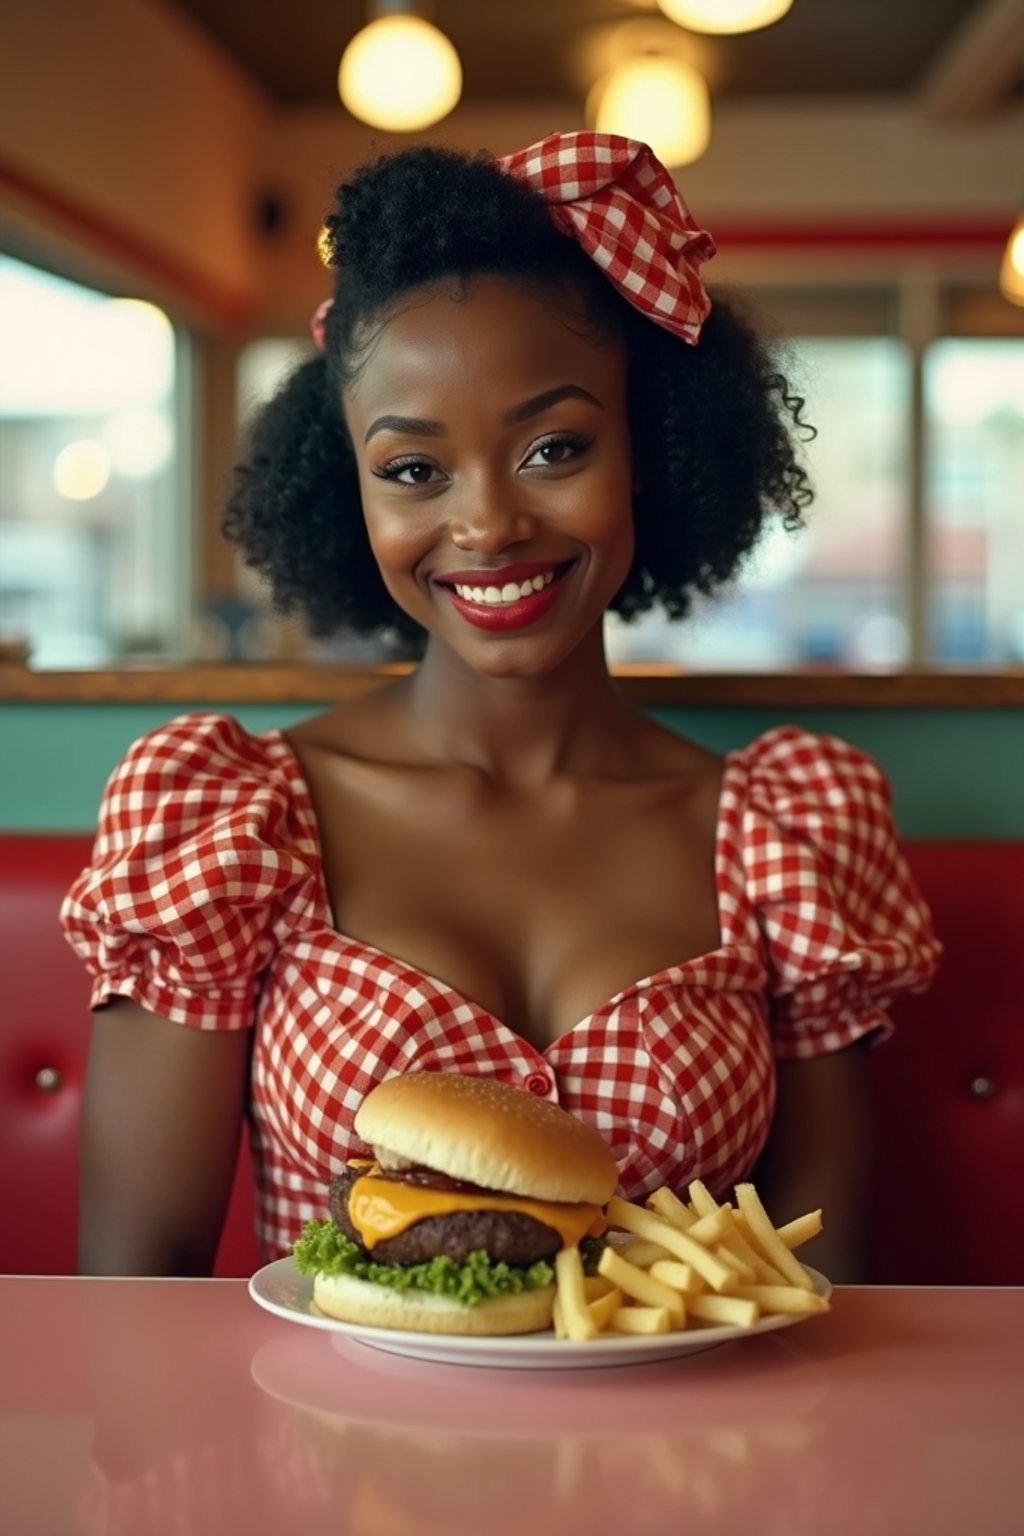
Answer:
[{"left": 354, "top": 1073, "right": 619, "bottom": 1206}]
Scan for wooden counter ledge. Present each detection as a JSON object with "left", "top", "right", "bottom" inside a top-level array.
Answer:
[{"left": 1, "top": 663, "right": 1022, "bottom": 708}]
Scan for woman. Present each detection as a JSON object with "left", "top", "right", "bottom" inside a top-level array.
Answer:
[{"left": 62, "top": 133, "right": 939, "bottom": 1280}]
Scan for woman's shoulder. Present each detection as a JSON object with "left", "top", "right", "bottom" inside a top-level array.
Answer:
[
  {"left": 718, "top": 727, "right": 940, "bottom": 1056},
  {"left": 64, "top": 712, "right": 321, "bottom": 1026},
  {"left": 93, "top": 710, "right": 314, "bottom": 853},
  {"left": 75, "top": 709, "right": 321, "bottom": 921},
  {"left": 718, "top": 723, "right": 902, "bottom": 894},
  {"left": 282, "top": 679, "right": 419, "bottom": 761},
  {"left": 114, "top": 710, "right": 292, "bottom": 778},
  {"left": 725, "top": 723, "right": 891, "bottom": 808}
]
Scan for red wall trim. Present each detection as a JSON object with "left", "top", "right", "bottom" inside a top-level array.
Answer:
[
  {"left": 0, "top": 153, "right": 256, "bottom": 330},
  {"left": 712, "top": 221, "right": 1010, "bottom": 250},
  {"left": 2, "top": 148, "right": 1010, "bottom": 329}
]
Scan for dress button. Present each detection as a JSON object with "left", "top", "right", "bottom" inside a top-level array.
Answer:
[{"left": 525, "top": 1073, "right": 550, "bottom": 1096}]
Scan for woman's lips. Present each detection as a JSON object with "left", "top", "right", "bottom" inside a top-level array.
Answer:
[{"left": 438, "top": 561, "right": 574, "bottom": 632}]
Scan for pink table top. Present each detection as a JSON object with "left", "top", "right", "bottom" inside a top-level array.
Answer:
[{"left": 1, "top": 1277, "right": 1021, "bottom": 1536}]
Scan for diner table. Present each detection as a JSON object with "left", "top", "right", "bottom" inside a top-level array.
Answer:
[{"left": 0, "top": 1275, "right": 1021, "bottom": 1536}]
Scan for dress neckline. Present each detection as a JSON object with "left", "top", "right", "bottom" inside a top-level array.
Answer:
[{"left": 263, "top": 726, "right": 759, "bottom": 1052}]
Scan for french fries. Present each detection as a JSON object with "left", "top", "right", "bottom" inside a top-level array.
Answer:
[
  {"left": 776, "top": 1209, "right": 824, "bottom": 1250},
  {"left": 587, "top": 1285, "right": 624, "bottom": 1331},
  {"left": 554, "top": 1246, "right": 597, "bottom": 1341},
  {"left": 597, "top": 1247, "right": 687, "bottom": 1320},
  {"left": 645, "top": 1186, "right": 696, "bottom": 1232},
  {"left": 614, "top": 1236, "right": 674, "bottom": 1268},
  {"left": 735, "top": 1184, "right": 815, "bottom": 1291},
  {"left": 689, "top": 1293, "right": 760, "bottom": 1328},
  {"left": 648, "top": 1259, "right": 701, "bottom": 1295},
  {"left": 609, "top": 1305, "right": 673, "bottom": 1334},
  {"left": 605, "top": 1196, "right": 739, "bottom": 1293},
  {"left": 554, "top": 1179, "right": 830, "bottom": 1341}
]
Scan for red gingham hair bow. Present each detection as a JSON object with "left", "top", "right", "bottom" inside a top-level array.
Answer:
[{"left": 497, "top": 131, "right": 715, "bottom": 345}]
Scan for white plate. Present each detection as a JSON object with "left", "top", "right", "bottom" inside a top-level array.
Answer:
[{"left": 248, "top": 1258, "right": 832, "bottom": 1371}]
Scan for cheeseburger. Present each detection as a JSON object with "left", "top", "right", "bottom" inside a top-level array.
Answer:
[{"left": 294, "top": 1073, "right": 619, "bottom": 1336}]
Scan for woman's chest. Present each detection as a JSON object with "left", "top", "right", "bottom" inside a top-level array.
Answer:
[
  {"left": 299, "top": 757, "right": 724, "bottom": 1049},
  {"left": 250, "top": 943, "right": 775, "bottom": 1222}
]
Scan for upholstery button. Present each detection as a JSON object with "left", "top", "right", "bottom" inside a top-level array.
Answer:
[
  {"left": 525, "top": 1073, "right": 550, "bottom": 1096},
  {"left": 35, "top": 1066, "right": 63, "bottom": 1093},
  {"left": 968, "top": 1074, "right": 997, "bottom": 1100}
]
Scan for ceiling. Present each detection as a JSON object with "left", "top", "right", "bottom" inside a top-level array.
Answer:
[{"left": 165, "top": 0, "right": 1022, "bottom": 117}]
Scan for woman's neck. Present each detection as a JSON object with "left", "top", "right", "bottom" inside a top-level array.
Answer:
[{"left": 399, "top": 627, "right": 639, "bottom": 790}]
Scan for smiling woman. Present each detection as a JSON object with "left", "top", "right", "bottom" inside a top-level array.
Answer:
[
  {"left": 223, "top": 138, "right": 811, "bottom": 646},
  {"left": 343, "top": 275, "right": 635, "bottom": 678},
  {"left": 62, "top": 133, "right": 940, "bottom": 1285}
]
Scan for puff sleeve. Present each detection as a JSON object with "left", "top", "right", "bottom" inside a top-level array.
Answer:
[
  {"left": 60, "top": 713, "right": 318, "bottom": 1030},
  {"left": 726, "top": 726, "right": 942, "bottom": 1059}
]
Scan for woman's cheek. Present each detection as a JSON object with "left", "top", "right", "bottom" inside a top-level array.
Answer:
[{"left": 363, "top": 500, "right": 440, "bottom": 603}]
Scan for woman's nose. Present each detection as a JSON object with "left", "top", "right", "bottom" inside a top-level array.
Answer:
[{"left": 448, "top": 489, "right": 538, "bottom": 553}]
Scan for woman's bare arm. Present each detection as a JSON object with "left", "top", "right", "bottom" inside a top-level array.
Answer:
[
  {"left": 78, "top": 998, "right": 252, "bottom": 1276},
  {"left": 751, "top": 1039, "right": 874, "bottom": 1284}
]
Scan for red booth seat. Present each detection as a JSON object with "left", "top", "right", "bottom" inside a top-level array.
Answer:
[
  {"left": 0, "top": 835, "right": 261, "bottom": 1278},
  {"left": 1, "top": 833, "right": 1021, "bottom": 1283}
]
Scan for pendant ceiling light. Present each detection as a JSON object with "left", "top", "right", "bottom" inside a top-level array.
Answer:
[
  {"left": 339, "top": 3, "right": 462, "bottom": 132},
  {"left": 588, "top": 54, "right": 711, "bottom": 169},
  {"left": 657, "top": 0, "right": 794, "bottom": 34},
  {"left": 999, "top": 215, "right": 1024, "bottom": 307}
]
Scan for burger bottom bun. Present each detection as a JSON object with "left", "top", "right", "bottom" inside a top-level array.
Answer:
[{"left": 312, "top": 1273, "right": 556, "bottom": 1336}]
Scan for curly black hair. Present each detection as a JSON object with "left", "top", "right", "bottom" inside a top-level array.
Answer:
[{"left": 224, "top": 144, "right": 813, "bottom": 643}]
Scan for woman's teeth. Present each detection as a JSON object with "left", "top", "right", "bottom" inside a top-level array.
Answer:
[{"left": 452, "top": 570, "right": 556, "bottom": 605}]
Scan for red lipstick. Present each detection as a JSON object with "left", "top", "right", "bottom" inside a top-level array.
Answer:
[
  {"left": 436, "top": 560, "right": 565, "bottom": 587},
  {"left": 438, "top": 561, "right": 574, "bottom": 632}
]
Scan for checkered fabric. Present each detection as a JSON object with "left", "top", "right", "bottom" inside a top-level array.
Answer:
[
  {"left": 497, "top": 130, "right": 716, "bottom": 344},
  {"left": 62, "top": 714, "right": 940, "bottom": 1260}
]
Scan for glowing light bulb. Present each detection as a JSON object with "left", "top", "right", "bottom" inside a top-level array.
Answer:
[
  {"left": 53, "top": 440, "right": 111, "bottom": 500},
  {"left": 339, "top": 15, "right": 462, "bottom": 132},
  {"left": 999, "top": 219, "right": 1024, "bottom": 307},
  {"left": 658, "top": 0, "right": 793, "bottom": 34},
  {"left": 589, "top": 56, "right": 710, "bottom": 168}
]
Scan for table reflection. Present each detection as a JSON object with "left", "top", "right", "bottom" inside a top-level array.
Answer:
[
  {"left": 247, "top": 1329, "right": 835, "bottom": 1536},
  {"left": 22, "top": 1279, "right": 1016, "bottom": 1536}
]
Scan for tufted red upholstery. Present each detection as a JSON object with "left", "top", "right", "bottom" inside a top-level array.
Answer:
[
  {"left": 869, "top": 842, "right": 1024, "bottom": 1285},
  {"left": 0, "top": 835, "right": 261, "bottom": 1277},
  {"left": 0, "top": 833, "right": 1021, "bottom": 1282}
]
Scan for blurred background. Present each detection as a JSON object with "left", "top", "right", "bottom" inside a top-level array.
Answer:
[{"left": 1, "top": 0, "right": 1022, "bottom": 672}]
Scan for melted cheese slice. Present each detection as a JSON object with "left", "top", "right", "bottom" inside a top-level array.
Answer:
[{"left": 348, "top": 1173, "right": 606, "bottom": 1252}]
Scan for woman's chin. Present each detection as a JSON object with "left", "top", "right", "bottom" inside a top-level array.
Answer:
[{"left": 438, "top": 629, "right": 602, "bottom": 683}]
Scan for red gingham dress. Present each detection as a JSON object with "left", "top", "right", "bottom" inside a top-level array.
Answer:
[{"left": 61, "top": 713, "right": 940, "bottom": 1259}]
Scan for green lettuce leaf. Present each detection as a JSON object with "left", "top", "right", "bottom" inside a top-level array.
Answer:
[
  {"left": 579, "top": 1233, "right": 607, "bottom": 1275},
  {"left": 293, "top": 1219, "right": 555, "bottom": 1307}
]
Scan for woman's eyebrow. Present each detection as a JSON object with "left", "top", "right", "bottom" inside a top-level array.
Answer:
[
  {"left": 503, "top": 384, "right": 603, "bottom": 424},
  {"left": 364, "top": 414, "right": 444, "bottom": 444},
  {"left": 364, "top": 385, "right": 603, "bottom": 444},
  {"left": 363, "top": 384, "right": 601, "bottom": 445}
]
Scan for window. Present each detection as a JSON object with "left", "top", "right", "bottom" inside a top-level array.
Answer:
[
  {"left": 0, "top": 255, "right": 187, "bottom": 666},
  {"left": 233, "top": 284, "right": 1022, "bottom": 670},
  {"left": 924, "top": 341, "right": 1024, "bottom": 663},
  {"left": 607, "top": 336, "right": 913, "bottom": 668},
  {"left": 608, "top": 281, "right": 1023, "bottom": 670}
]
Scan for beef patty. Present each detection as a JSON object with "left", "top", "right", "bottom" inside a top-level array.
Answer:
[{"left": 328, "top": 1165, "right": 562, "bottom": 1267}]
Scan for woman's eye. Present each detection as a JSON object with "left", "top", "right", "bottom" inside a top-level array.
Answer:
[
  {"left": 376, "top": 458, "right": 438, "bottom": 485},
  {"left": 523, "top": 434, "right": 592, "bottom": 469}
]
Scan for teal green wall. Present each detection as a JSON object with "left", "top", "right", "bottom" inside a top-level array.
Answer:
[{"left": 1, "top": 701, "right": 1021, "bottom": 837}]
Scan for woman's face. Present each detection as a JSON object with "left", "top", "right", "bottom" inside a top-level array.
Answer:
[{"left": 342, "top": 275, "right": 635, "bottom": 679}]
